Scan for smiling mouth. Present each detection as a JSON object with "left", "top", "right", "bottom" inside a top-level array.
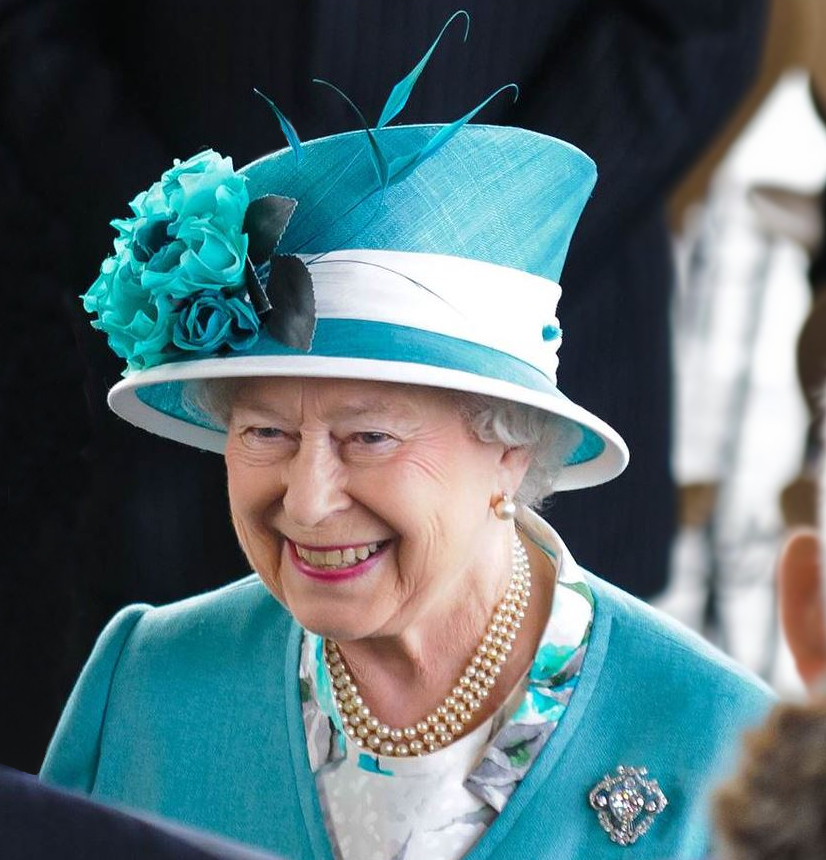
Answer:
[{"left": 293, "top": 541, "right": 388, "bottom": 570}]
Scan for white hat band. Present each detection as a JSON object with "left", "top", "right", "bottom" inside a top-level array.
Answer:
[{"left": 303, "top": 249, "right": 562, "bottom": 384}]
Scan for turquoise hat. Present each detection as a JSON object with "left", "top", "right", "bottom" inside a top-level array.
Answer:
[{"left": 86, "top": 15, "right": 628, "bottom": 491}]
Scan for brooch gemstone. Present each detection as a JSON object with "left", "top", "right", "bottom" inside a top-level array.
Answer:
[{"left": 589, "top": 765, "right": 668, "bottom": 846}]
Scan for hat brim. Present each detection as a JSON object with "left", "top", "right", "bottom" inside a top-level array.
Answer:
[{"left": 108, "top": 341, "right": 629, "bottom": 492}]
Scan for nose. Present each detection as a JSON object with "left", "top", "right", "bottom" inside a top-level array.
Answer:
[{"left": 282, "top": 435, "right": 350, "bottom": 528}]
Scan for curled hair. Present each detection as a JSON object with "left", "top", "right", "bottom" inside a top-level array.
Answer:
[
  {"left": 185, "top": 378, "right": 582, "bottom": 506},
  {"left": 448, "top": 392, "right": 581, "bottom": 506}
]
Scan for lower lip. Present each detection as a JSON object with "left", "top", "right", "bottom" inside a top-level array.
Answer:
[{"left": 288, "top": 541, "right": 389, "bottom": 583}]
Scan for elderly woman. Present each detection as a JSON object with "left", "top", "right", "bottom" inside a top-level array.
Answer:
[{"left": 41, "top": 21, "right": 772, "bottom": 860}]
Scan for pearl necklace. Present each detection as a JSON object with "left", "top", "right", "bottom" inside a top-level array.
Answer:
[{"left": 323, "top": 535, "right": 531, "bottom": 757}]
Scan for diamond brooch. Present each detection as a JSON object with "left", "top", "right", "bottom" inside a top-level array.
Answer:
[{"left": 589, "top": 766, "right": 668, "bottom": 846}]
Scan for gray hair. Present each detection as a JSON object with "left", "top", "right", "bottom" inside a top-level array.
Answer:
[
  {"left": 450, "top": 392, "right": 581, "bottom": 505},
  {"left": 185, "top": 378, "right": 582, "bottom": 506}
]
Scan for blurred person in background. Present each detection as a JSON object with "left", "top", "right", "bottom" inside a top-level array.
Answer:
[
  {"left": 714, "top": 81, "right": 826, "bottom": 848},
  {"left": 661, "top": 0, "right": 825, "bottom": 671},
  {"left": 779, "top": 41, "right": 826, "bottom": 532},
  {"left": 714, "top": 421, "right": 826, "bottom": 858},
  {"left": 1, "top": 0, "right": 767, "bottom": 773}
]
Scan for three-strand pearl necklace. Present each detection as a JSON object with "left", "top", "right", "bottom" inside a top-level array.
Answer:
[{"left": 323, "top": 535, "right": 531, "bottom": 757}]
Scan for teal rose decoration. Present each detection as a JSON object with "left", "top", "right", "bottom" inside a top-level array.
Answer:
[
  {"left": 83, "top": 149, "right": 259, "bottom": 370},
  {"left": 84, "top": 259, "right": 179, "bottom": 370},
  {"left": 141, "top": 218, "right": 247, "bottom": 298},
  {"left": 163, "top": 149, "right": 249, "bottom": 230},
  {"left": 173, "top": 293, "right": 259, "bottom": 354}
]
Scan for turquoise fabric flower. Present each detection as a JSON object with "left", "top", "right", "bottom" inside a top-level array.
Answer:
[
  {"left": 173, "top": 293, "right": 260, "bottom": 354},
  {"left": 84, "top": 261, "right": 179, "bottom": 370},
  {"left": 163, "top": 150, "right": 249, "bottom": 231},
  {"left": 83, "top": 150, "right": 257, "bottom": 371}
]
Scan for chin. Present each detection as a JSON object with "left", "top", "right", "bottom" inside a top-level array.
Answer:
[
  {"left": 273, "top": 582, "right": 361, "bottom": 635},
  {"left": 293, "top": 612, "right": 372, "bottom": 642}
]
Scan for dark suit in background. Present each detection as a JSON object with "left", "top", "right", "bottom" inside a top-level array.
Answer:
[
  {"left": 1, "top": 0, "right": 767, "bottom": 772},
  {"left": 0, "top": 767, "right": 280, "bottom": 859}
]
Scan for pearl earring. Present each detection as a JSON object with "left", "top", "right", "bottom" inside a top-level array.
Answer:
[{"left": 493, "top": 493, "right": 516, "bottom": 521}]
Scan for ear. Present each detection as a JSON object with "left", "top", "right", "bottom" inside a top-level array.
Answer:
[
  {"left": 496, "top": 445, "right": 533, "bottom": 497},
  {"left": 779, "top": 529, "right": 826, "bottom": 691}
]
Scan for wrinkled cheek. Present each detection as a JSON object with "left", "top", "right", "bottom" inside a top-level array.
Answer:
[
  {"left": 228, "top": 508, "right": 255, "bottom": 562},
  {"left": 229, "top": 508, "right": 286, "bottom": 601},
  {"left": 394, "top": 529, "right": 438, "bottom": 601}
]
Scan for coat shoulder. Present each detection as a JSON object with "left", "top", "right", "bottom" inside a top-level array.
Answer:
[
  {"left": 588, "top": 571, "right": 775, "bottom": 729},
  {"left": 132, "top": 574, "right": 284, "bottom": 637},
  {"left": 41, "top": 575, "right": 290, "bottom": 792},
  {"left": 111, "top": 574, "right": 294, "bottom": 684}
]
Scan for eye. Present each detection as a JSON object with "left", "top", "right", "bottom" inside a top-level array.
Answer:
[
  {"left": 341, "top": 431, "right": 399, "bottom": 460},
  {"left": 352, "top": 431, "right": 393, "bottom": 445},
  {"left": 240, "top": 426, "right": 292, "bottom": 447},
  {"left": 249, "top": 427, "right": 285, "bottom": 440}
]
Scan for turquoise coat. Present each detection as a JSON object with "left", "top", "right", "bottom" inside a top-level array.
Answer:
[{"left": 41, "top": 572, "right": 773, "bottom": 859}]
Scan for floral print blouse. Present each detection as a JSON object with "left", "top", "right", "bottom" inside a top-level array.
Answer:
[{"left": 299, "top": 515, "right": 594, "bottom": 860}]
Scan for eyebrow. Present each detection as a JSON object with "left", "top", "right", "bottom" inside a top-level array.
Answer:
[
  {"left": 230, "top": 397, "right": 290, "bottom": 419},
  {"left": 231, "top": 395, "right": 418, "bottom": 422},
  {"left": 326, "top": 399, "right": 410, "bottom": 420}
]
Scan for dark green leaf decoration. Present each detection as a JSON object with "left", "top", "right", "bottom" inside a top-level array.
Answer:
[
  {"left": 243, "top": 259, "right": 272, "bottom": 316},
  {"left": 264, "top": 255, "right": 316, "bottom": 351},
  {"left": 254, "top": 87, "right": 304, "bottom": 164},
  {"left": 376, "top": 10, "right": 470, "bottom": 128},
  {"left": 243, "top": 195, "right": 298, "bottom": 316},
  {"left": 244, "top": 195, "right": 298, "bottom": 264},
  {"left": 505, "top": 743, "right": 531, "bottom": 767}
]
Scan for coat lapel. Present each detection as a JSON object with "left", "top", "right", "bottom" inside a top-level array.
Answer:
[{"left": 284, "top": 620, "right": 337, "bottom": 860}]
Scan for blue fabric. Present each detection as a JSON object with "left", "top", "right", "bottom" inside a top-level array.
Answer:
[
  {"left": 241, "top": 125, "right": 595, "bottom": 283},
  {"left": 41, "top": 570, "right": 773, "bottom": 859}
]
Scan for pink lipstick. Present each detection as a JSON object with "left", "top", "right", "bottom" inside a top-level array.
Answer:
[{"left": 288, "top": 540, "right": 390, "bottom": 582}]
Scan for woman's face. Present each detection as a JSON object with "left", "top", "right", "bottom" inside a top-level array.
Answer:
[{"left": 224, "top": 377, "right": 530, "bottom": 640}]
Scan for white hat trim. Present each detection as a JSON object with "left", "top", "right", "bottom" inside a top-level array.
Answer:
[{"left": 302, "top": 250, "right": 562, "bottom": 383}]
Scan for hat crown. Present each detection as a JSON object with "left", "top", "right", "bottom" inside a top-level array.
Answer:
[{"left": 242, "top": 124, "right": 596, "bottom": 283}]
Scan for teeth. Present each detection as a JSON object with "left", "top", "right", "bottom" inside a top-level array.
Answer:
[{"left": 295, "top": 541, "right": 383, "bottom": 569}]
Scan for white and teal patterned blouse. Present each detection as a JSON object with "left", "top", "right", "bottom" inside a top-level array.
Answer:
[{"left": 299, "top": 514, "right": 594, "bottom": 860}]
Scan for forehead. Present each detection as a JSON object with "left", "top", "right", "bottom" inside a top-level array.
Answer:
[{"left": 230, "top": 376, "right": 455, "bottom": 418}]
